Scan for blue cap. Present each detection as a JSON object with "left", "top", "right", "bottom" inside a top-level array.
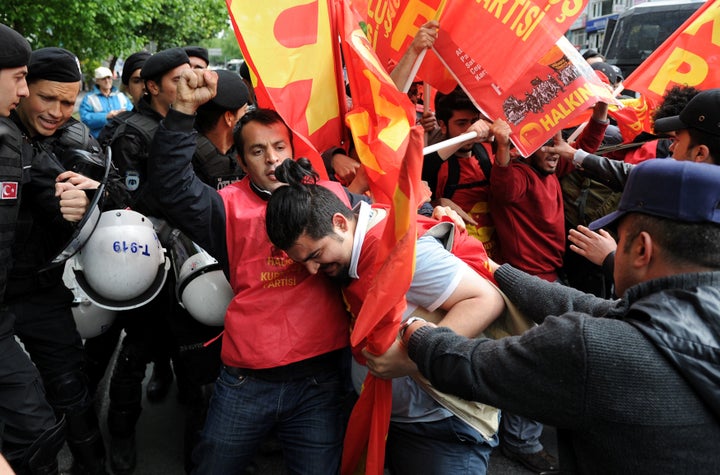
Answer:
[{"left": 589, "top": 159, "right": 720, "bottom": 230}]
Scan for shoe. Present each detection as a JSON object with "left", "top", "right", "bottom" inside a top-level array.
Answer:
[
  {"left": 146, "top": 360, "right": 173, "bottom": 402},
  {"left": 110, "top": 434, "right": 136, "bottom": 475},
  {"left": 500, "top": 445, "right": 559, "bottom": 474}
]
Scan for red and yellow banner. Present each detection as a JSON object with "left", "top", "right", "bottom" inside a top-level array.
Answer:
[
  {"left": 226, "top": 0, "right": 348, "bottom": 177},
  {"left": 624, "top": 0, "right": 720, "bottom": 135},
  {"left": 357, "top": 0, "right": 587, "bottom": 94},
  {"left": 339, "top": 1, "right": 423, "bottom": 474},
  {"left": 458, "top": 37, "right": 619, "bottom": 156}
]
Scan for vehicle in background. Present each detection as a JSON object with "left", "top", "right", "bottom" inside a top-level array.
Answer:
[
  {"left": 603, "top": 0, "right": 705, "bottom": 80},
  {"left": 226, "top": 58, "right": 245, "bottom": 73}
]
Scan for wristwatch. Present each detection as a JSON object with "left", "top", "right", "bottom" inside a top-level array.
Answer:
[{"left": 398, "top": 316, "right": 429, "bottom": 346}]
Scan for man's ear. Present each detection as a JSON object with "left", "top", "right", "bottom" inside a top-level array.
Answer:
[
  {"left": 146, "top": 79, "right": 160, "bottom": 96},
  {"left": 632, "top": 230, "right": 654, "bottom": 270},
  {"left": 332, "top": 212, "right": 349, "bottom": 233},
  {"left": 695, "top": 144, "right": 712, "bottom": 164},
  {"left": 438, "top": 119, "right": 447, "bottom": 136}
]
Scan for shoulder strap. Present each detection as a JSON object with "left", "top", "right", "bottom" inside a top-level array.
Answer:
[
  {"left": 442, "top": 144, "right": 492, "bottom": 199},
  {"left": 111, "top": 112, "right": 159, "bottom": 146},
  {"left": 193, "top": 135, "right": 219, "bottom": 167}
]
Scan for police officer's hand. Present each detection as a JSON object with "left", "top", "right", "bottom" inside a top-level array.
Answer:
[
  {"left": 55, "top": 181, "right": 89, "bottom": 222},
  {"left": 173, "top": 69, "right": 218, "bottom": 115},
  {"left": 56, "top": 171, "right": 100, "bottom": 190}
]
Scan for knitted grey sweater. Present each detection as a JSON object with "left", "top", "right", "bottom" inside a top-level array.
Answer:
[{"left": 408, "top": 264, "right": 720, "bottom": 474}]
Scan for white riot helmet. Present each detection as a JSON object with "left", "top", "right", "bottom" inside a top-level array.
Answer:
[
  {"left": 73, "top": 209, "right": 170, "bottom": 310},
  {"left": 168, "top": 229, "right": 232, "bottom": 326},
  {"left": 63, "top": 258, "right": 117, "bottom": 338}
]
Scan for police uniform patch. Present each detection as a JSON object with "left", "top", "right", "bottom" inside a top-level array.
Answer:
[
  {"left": 125, "top": 171, "right": 140, "bottom": 191},
  {"left": 1, "top": 181, "right": 18, "bottom": 199}
]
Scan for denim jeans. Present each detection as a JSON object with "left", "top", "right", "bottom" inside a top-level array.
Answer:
[
  {"left": 500, "top": 412, "right": 544, "bottom": 453},
  {"left": 386, "top": 415, "right": 498, "bottom": 475},
  {"left": 192, "top": 366, "right": 345, "bottom": 474}
]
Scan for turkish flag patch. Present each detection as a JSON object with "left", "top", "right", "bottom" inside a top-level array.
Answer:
[{"left": 1, "top": 182, "right": 18, "bottom": 200}]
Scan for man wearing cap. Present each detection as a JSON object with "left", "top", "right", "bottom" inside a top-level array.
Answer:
[
  {"left": 184, "top": 46, "right": 209, "bottom": 70},
  {"left": 653, "top": 88, "right": 720, "bottom": 165},
  {"left": 0, "top": 24, "right": 68, "bottom": 475},
  {"left": 370, "top": 159, "right": 720, "bottom": 472},
  {"left": 8, "top": 46, "right": 120, "bottom": 475},
  {"left": 79, "top": 66, "right": 132, "bottom": 138},
  {"left": 104, "top": 47, "right": 196, "bottom": 474}
]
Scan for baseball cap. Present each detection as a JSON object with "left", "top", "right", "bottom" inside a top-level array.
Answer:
[
  {"left": 591, "top": 62, "right": 617, "bottom": 85},
  {"left": 654, "top": 89, "right": 720, "bottom": 136},
  {"left": 94, "top": 66, "right": 113, "bottom": 79},
  {"left": 589, "top": 159, "right": 720, "bottom": 231}
]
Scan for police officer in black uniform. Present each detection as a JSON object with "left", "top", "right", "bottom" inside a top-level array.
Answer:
[
  {"left": 0, "top": 25, "right": 67, "bottom": 475},
  {"left": 106, "top": 48, "right": 205, "bottom": 475},
  {"left": 8, "top": 47, "right": 128, "bottom": 475}
]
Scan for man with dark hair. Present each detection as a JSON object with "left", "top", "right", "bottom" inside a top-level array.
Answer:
[
  {"left": 388, "top": 158, "right": 720, "bottom": 473},
  {"left": 264, "top": 157, "right": 519, "bottom": 475},
  {"left": 147, "top": 69, "right": 355, "bottom": 474},
  {"left": 0, "top": 24, "right": 67, "bottom": 475}
]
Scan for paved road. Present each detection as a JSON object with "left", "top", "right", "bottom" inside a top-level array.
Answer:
[{"left": 57, "top": 338, "right": 556, "bottom": 475}]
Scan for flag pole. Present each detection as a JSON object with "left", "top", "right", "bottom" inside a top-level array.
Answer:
[{"left": 423, "top": 131, "right": 477, "bottom": 156}]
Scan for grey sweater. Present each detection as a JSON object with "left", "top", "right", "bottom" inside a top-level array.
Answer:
[{"left": 408, "top": 265, "right": 720, "bottom": 474}]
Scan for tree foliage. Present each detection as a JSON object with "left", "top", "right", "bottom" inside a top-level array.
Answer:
[{"left": 0, "top": 0, "right": 229, "bottom": 66}]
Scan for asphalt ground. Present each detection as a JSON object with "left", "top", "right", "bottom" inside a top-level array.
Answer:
[{"left": 56, "top": 334, "right": 556, "bottom": 475}]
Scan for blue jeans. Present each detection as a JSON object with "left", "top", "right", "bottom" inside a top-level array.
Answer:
[
  {"left": 386, "top": 415, "right": 498, "bottom": 475},
  {"left": 500, "top": 412, "right": 544, "bottom": 453},
  {"left": 192, "top": 366, "right": 345, "bottom": 474}
]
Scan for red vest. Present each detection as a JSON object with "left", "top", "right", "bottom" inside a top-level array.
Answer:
[{"left": 218, "top": 179, "right": 350, "bottom": 368}]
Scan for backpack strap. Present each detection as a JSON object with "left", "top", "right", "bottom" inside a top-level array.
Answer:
[{"left": 443, "top": 144, "right": 492, "bottom": 199}]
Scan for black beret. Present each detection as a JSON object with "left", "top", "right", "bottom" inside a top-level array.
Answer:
[
  {"left": 121, "top": 51, "right": 151, "bottom": 85},
  {"left": 141, "top": 47, "right": 189, "bottom": 80},
  {"left": 239, "top": 61, "right": 251, "bottom": 82},
  {"left": 26, "top": 47, "right": 82, "bottom": 83},
  {"left": 183, "top": 46, "right": 209, "bottom": 65},
  {"left": 0, "top": 24, "right": 31, "bottom": 70},
  {"left": 201, "top": 69, "right": 250, "bottom": 111}
]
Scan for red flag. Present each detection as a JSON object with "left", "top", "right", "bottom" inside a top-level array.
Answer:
[
  {"left": 226, "top": 0, "right": 348, "bottom": 178},
  {"left": 625, "top": 0, "right": 720, "bottom": 112},
  {"left": 446, "top": 37, "right": 620, "bottom": 157},
  {"left": 338, "top": 1, "right": 424, "bottom": 473}
]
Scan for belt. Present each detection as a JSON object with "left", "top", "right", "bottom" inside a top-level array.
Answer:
[{"left": 224, "top": 349, "right": 343, "bottom": 382}]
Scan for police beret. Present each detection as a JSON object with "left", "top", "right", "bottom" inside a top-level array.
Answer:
[
  {"left": 26, "top": 47, "right": 83, "bottom": 83},
  {"left": 121, "top": 51, "right": 151, "bottom": 85},
  {"left": 141, "top": 48, "right": 189, "bottom": 80},
  {"left": 183, "top": 46, "right": 209, "bottom": 65},
  {"left": 0, "top": 24, "right": 31, "bottom": 70},
  {"left": 202, "top": 69, "right": 250, "bottom": 111}
]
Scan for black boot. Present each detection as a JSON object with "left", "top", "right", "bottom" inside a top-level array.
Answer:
[{"left": 145, "top": 358, "right": 173, "bottom": 403}]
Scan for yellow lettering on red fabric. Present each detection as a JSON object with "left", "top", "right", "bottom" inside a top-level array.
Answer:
[
  {"left": 648, "top": 48, "right": 709, "bottom": 94},
  {"left": 683, "top": 1, "right": 720, "bottom": 47},
  {"left": 390, "top": 0, "right": 437, "bottom": 52}
]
